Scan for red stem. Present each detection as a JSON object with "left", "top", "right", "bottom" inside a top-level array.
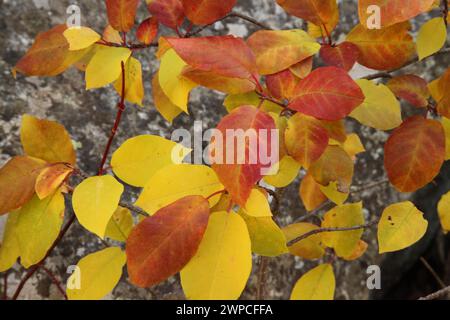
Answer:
[
  {"left": 98, "top": 61, "right": 126, "bottom": 175},
  {"left": 40, "top": 266, "right": 68, "bottom": 300}
]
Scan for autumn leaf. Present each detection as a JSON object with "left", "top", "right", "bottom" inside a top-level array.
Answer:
[
  {"left": 105, "top": 0, "right": 139, "bottom": 32},
  {"left": 290, "top": 57, "right": 313, "bottom": 79},
  {"left": 210, "top": 105, "right": 276, "bottom": 206},
  {"left": 342, "top": 240, "right": 368, "bottom": 261},
  {"left": 136, "top": 17, "right": 159, "bottom": 45},
  {"left": 429, "top": 68, "right": 450, "bottom": 118},
  {"left": 386, "top": 74, "right": 430, "bottom": 108},
  {"left": 146, "top": 0, "right": 184, "bottom": 30},
  {"left": 350, "top": 79, "right": 402, "bottom": 130},
  {"left": 0, "top": 211, "right": 21, "bottom": 272},
  {"left": 242, "top": 189, "right": 272, "bottom": 217},
  {"left": 320, "top": 120, "right": 347, "bottom": 143},
  {"left": 239, "top": 210, "right": 288, "bottom": 257},
  {"left": 319, "top": 181, "right": 349, "bottom": 205},
  {"left": 285, "top": 113, "right": 329, "bottom": 168},
  {"left": 127, "top": 196, "right": 210, "bottom": 287},
  {"left": 85, "top": 45, "right": 131, "bottom": 89},
  {"left": 417, "top": 17, "right": 447, "bottom": 61},
  {"left": 378, "top": 201, "right": 428, "bottom": 253},
  {"left": 16, "top": 191, "right": 65, "bottom": 268},
  {"left": 180, "top": 211, "right": 252, "bottom": 300},
  {"left": 358, "top": 0, "right": 435, "bottom": 28},
  {"left": 105, "top": 207, "right": 134, "bottom": 242},
  {"left": 0, "top": 156, "right": 46, "bottom": 215},
  {"left": 166, "top": 36, "right": 258, "bottom": 80},
  {"left": 441, "top": 117, "right": 450, "bottom": 160},
  {"left": 321, "top": 202, "right": 364, "bottom": 258},
  {"left": 224, "top": 92, "right": 283, "bottom": 114},
  {"left": 72, "top": 175, "right": 124, "bottom": 238},
  {"left": 346, "top": 22, "right": 415, "bottom": 71},
  {"left": 299, "top": 173, "right": 327, "bottom": 211},
  {"left": 384, "top": 116, "right": 445, "bottom": 192},
  {"left": 266, "top": 69, "right": 301, "bottom": 101},
  {"left": 290, "top": 264, "right": 335, "bottom": 300},
  {"left": 289, "top": 66, "right": 365, "bottom": 121},
  {"left": 319, "top": 42, "right": 359, "bottom": 71},
  {"left": 284, "top": 223, "right": 325, "bottom": 260},
  {"left": 438, "top": 191, "right": 450, "bottom": 232},
  {"left": 136, "top": 164, "right": 224, "bottom": 213},
  {"left": 111, "top": 135, "right": 190, "bottom": 187},
  {"left": 102, "top": 25, "right": 123, "bottom": 44},
  {"left": 66, "top": 247, "right": 126, "bottom": 300},
  {"left": 35, "top": 163, "right": 73, "bottom": 199},
  {"left": 113, "top": 56, "right": 144, "bottom": 106},
  {"left": 63, "top": 27, "right": 101, "bottom": 51},
  {"left": 151, "top": 71, "right": 184, "bottom": 123},
  {"left": 247, "top": 29, "right": 320, "bottom": 75},
  {"left": 182, "top": 0, "right": 237, "bottom": 25},
  {"left": 263, "top": 156, "right": 301, "bottom": 188}
]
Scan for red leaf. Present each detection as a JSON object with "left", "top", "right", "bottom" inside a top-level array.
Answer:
[
  {"left": 105, "top": 0, "right": 140, "bottom": 32},
  {"left": 147, "top": 0, "right": 184, "bottom": 30},
  {"left": 182, "top": 0, "right": 237, "bottom": 25},
  {"left": 289, "top": 66, "right": 365, "bottom": 121},
  {"left": 386, "top": 74, "right": 430, "bottom": 108},
  {"left": 320, "top": 42, "right": 359, "bottom": 72},
  {"left": 384, "top": 116, "right": 445, "bottom": 192},
  {"left": 136, "top": 17, "right": 159, "bottom": 45},
  {"left": 126, "top": 195, "right": 210, "bottom": 288},
  {"left": 266, "top": 69, "right": 301, "bottom": 101},
  {"left": 166, "top": 36, "right": 258, "bottom": 80},
  {"left": 211, "top": 106, "right": 276, "bottom": 206}
]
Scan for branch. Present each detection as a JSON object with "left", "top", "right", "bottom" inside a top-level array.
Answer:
[
  {"left": 287, "top": 220, "right": 378, "bottom": 247},
  {"left": 443, "top": 0, "right": 449, "bottom": 26},
  {"left": 119, "top": 201, "right": 150, "bottom": 217},
  {"left": 40, "top": 266, "right": 68, "bottom": 300},
  {"left": 2, "top": 273, "right": 7, "bottom": 300},
  {"left": 419, "top": 285, "right": 450, "bottom": 300}
]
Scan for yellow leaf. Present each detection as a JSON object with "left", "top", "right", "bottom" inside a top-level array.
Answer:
[
  {"left": 299, "top": 173, "right": 327, "bottom": 211},
  {"left": 284, "top": 223, "right": 325, "bottom": 260},
  {"left": 16, "top": 192, "right": 65, "bottom": 268},
  {"left": 66, "top": 247, "right": 126, "bottom": 300},
  {"left": 239, "top": 210, "right": 288, "bottom": 257},
  {"left": 113, "top": 57, "right": 144, "bottom": 106},
  {"left": 111, "top": 135, "right": 191, "bottom": 187},
  {"left": 290, "top": 264, "right": 335, "bottom": 300},
  {"left": 180, "top": 211, "right": 252, "bottom": 300},
  {"left": 417, "top": 17, "right": 447, "bottom": 61},
  {"left": 378, "top": 201, "right": 428, "bottom": 253},
  {"left": 72, "top": 176, "right": 124, "bottom": 238},
  {"left": 136, "top": 164, "right": 224, "bottom": 214},
  {"left": 63, "top": 27, "right": 101, "bottom": 51},
  {"left": 350, "top": 80, "right": 402, "bottom": 130},
  {"left": 438, "top": 191, "right": 450, "bottom": 232},
  {"left": 319, "top": 181, "right": 349, "bottom": 205},
  {"left": 441, "top": 117, "right": 450, "bottom": 160},
  {"left": 224, "top": 91, "right": 283, "bottom": 114},
  {"left": 342, "top": 240, "right": 368, "bottom": 261},
  {"left": 152, "top": 72, "right": 184, "bottom": 123},
  {"left": 243, "top": 189, "right": 272, "bottom": 217},
  {"left": 105, "top": 207, "right": 134, "bottom": 242},
  {"left": 158, "top": 49, "right": 197, "bottom": 112},
  {"left": 342, "top": 133, "right": 365, "bottom": 158},
  {"left": 263, "top": 156, "right": 301, "bottom": 188},
  {"left": 321, "top": 202, "right": 364, "bottom": 258},
  {"left": 35, "top": 163, "right": 73, "bottom": 199},
  {"left": 85, "top": 45, "right": 131, "bottom": 89},
  {"left": 0, "top": 211, "right": 21, "bottom": 272},
  {"left": 21, "top": 114, "right": 76, "bottom": 164}
]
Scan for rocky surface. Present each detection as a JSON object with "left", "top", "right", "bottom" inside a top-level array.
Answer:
[{"left": 0, "top": 0, "right": 449, "bottom": 300}]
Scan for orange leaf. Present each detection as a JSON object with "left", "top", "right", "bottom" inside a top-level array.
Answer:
[
  {"left": 289, "top": 66, "right": 364, "bottom": 121},
  {"left": 102, "top": 25, "right": 123, "bottom": 44},
  {"left": 384, "top": 116, "right": 445, "bottom": 192},
  {"left": 266, "top": 69, "right": 301, "bottom": 101},
  {"left": 35, "top": 164, "right": 73, "bottom": 200},
  {"left": 146, "top": 0, "right": 184, "bottom": 30},
  {"left": 182, "top": 0, "right": 237, "bottom": 25},
  {"left": 285, "top": 113, "right": 329, "bottom": 168},
  {"left": 358, "top": 0, "right": 435, "bottom": 28},
  {"left": 0, "top": 156, "right": 46, "bottom": 215},
  {"left": 299, "top": 173, "right": 327, "bottom": 211},
  {"left": 166, "top": 36, "right": 258, "bottom": 80},
  {"left": 319, "top": 42, "right": 359, "bottom": 71},
  {"left": 346, "top": 22, "right": 415, "bottom": 71},
  {"left": 126, "top": 195, "right": 210, "bottom": 288},
  {"left": 211, "top": 106, "right": 276, "bottom": 206},
  {"left": 136, "top": 17, "right": 159, "bottom": 45},
  {"left": 105, "top": 0, "right": 139, "bottom": 32},
  {"left": 386, "top": 74, "right": 430, "bottom": 108},
  {"left": 319, "top": 120, "right": 347, "bottom": 143},
  {"left": 429, "top": 68, "right": 450, "bottom": 118},
  {"left": 289, "top": 57, "right": 313, "bottom": 79}
]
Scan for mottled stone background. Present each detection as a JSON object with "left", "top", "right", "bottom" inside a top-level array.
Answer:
[{"left": 0, "top": 0, "right": 449, "bottom": 300}]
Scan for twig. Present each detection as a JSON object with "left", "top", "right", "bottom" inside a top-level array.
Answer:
[
  {"left": 40, "top": 266, "right": 68, "bottom": 300},
  {"left": 420, "top": 257, "right": 446, "bottom": 289},
  {"left": 295, "top": 200, "right": 332, "bottom": 223},
  {"left": 256, "top": 256, "right": 268, "bottom": 300},
  {"left": 3, "top": 273, "right": 7, "bottom": 300},
  {"left": 351, "top": 179, "right": 390, "bottom": 193},
  {"left": 419, "top": 285, "right": 450, "bottom": 300},
  {"left": 119, "top": 201, "right": 150, "bottom": 217},
  {"left": 287, "top": 220, "right": 378, "bottom": 247},
  {"left": 443, "top": 0, "right": 449, "bottom": 26}
]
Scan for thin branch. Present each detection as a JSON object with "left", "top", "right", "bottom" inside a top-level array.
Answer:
[
  {"left": 419, "top": 257, "right": 446, "bottom": 289},
  {"left": 256, "top": 256, "right": 268, "bottom": 300},
  {"left": 119, "top": 201, "right": 150, "bottom": 217},
  {"left": 3, "top": 273, "right": 7, "bottom": 300},
  {"left": 442, "top": 0, "right": 449, "bottom": 26},
  {"left": 295, "top": 200, "right": 332, "bottom": 223},
  {"left": 40, "top": 266, "right": 68, "bottom": 300},
  {"left": 351, "top": 179, "right": 390, "bottom": 193},
  {"left": 287, "top": 220, "right": 378, "bottom": 247},
  {"left": 419, "top": 285, "right": 450, "bottom": 300}
]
